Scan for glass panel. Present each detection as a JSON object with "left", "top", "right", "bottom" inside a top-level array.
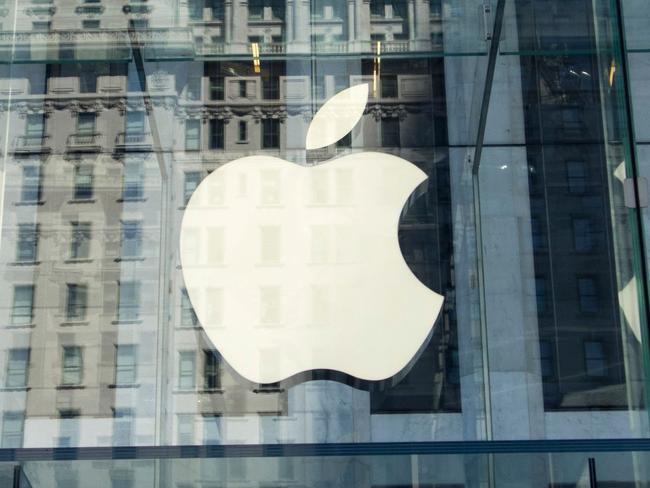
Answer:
[
  {"left": 0, "top": 0, "right": 646, "bottom": 478},
  {"left": 475, "top": 0, "right": 650, "bottom": 438}
]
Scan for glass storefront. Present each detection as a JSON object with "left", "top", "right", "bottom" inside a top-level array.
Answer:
[{"left": 0, "top": 0, "right": 649, "bottom": 485}]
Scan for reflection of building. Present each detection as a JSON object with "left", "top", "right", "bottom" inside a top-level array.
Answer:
[
  {"left": 0, "top": 0, "right": 444, "bottom": 61},
  {"left": 0, "top": 46, "right": 458, "bottom": 454},
  {"left": 513, "top": 1, "right": 637, "bottom": 410},
  {"left": 0, "top": 0, "right": 648, "bottom": 485}
]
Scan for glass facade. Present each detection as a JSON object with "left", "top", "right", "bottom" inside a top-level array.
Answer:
[{"left": 0, "top": 0, "right": 649, "bottom": 485}]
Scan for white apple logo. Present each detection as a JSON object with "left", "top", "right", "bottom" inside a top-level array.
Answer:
[{"left": 180, "top": 84, "right": 444, "bottom": 384}]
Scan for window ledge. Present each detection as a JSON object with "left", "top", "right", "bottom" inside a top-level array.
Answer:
[
  {"left": 9, "top": 261, "right": 40, "bottom": 266},
  {"left": 198, "top": 388, "right": 224, "bottom": 394},
  {"left": 174, "top": 388, "right": 199, "bottom": 393},
  {"left": 253, "top": 387, "right": 284, "bottom": 393},
  {"left": 14, "top": 200, "right": 45, "bottom": 206},
  {"left": 0, "top": 386, "right": 30, "bottom": 392},
  {"left": 68, "top": 199, "right": 96, "bottom": 204},
  {"left": 5, "top": 323, "right": 35, "bottom": 329},
  {"left": 175, "top": 325, "right": 203, "bottom": 330},
  {"left": 111, "top": 319, "right": 143, "bottom": 325},
  {"left": 60, "top": 320, "right": 89, "bottom": 327},
  {"left": 56, "top": 384, "right": 85, "bottom": 390},
  {"left": 117, "top": 197, "right": 147, "bottom": 203},
  {"left": 114, "top": 257, "right": 145, "bottom": 262},
  {"left": 108, "top": 383, "right": 140, "bottom": 389},
  {"left": 64, "top": 258, "right": 93, "bottom": 264}
]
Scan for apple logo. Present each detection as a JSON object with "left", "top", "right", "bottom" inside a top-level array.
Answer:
[{"left": 180, "top": 84, "right": 444, "bottom": 384}]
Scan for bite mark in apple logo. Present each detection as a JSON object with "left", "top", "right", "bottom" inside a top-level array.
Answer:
[{"left": 180, "top": 84, "right": 444, "bottom": 384}]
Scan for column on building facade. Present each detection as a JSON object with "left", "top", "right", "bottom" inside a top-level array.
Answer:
[
  {"left": 300, "top": 0, "right": 311, "bottom": 43},
  {"left": 347, "top": 0, "right": 356, "bottom": 41},
  {"left": 354, "top": 0, "right": 370, "bottom": 48},
  {"left": 286, "top": 0, "right": 294, "bottom": 42},
  {"left": 231, "top": 0, "right": 249, "bottom": 49},
  {"left": 407, "top": 0, "right": 415, "bottom": 41},
  {"left": 224, "top": 0, "right": 233, "bottom": 42},
  {"left": 414, "top": 0, "right": 431, "bottom": 49},
  {"left": 286, "top": 0, "right": 309, "bottom": 51}
]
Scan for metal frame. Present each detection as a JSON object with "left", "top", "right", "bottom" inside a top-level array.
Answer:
[{"left": 0, "top": 439, "right": 650, "bottom": 461}]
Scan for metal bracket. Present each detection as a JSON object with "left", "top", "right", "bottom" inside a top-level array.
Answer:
[{"left": 624, "top": 177, "right": 648, "bottom": 208}]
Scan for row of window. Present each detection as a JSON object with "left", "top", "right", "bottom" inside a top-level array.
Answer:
[
  {"left": 1, "top": 409, "right": 250, "bottom": 452},
  {"left": 25, "top": 67, "right": 401, "bottom": 102},
  {"left": 1, "top": 407, "right": 138, "bottom": 449},
  {"left": 531, "top": 215, "right": 601, "bottom": 253},
  {"left": 23, "top": 114, "right": 397, "bottom": 152},
  {"left": 1, "top": 409, "right": 234, "bottom": 450},
  {"left": 24, "top": 111, "right": 137, "bottom": 139},
  {"left": 184, "top": 118, "right": 281, "bottom": 151},
  {"left": 529, "top": 160, "right": 594, "bottom": 196},
  {"left": 188, "top": 0, "right": 286, "bottom": 21},
  {"left": 8, "top": 284, "right": 199, "bottom": 326},
  {"left": 4, "top": 346, "right": 220, "bottom": 390},
  {"left": 535, "top": 275, "right": 601, "bottom": 315},
  {"left": 4, "top": 345, "right": 135, "bottom": 388},
  {"left": 183, "top": 117, "right": 400, "bottom": 151},
  {"left": 13, "top": 219, "right": 143, "bottom": 264},
  {"left": 1, "top": 410, "right": 279, "bottom": 453},
  {"left": 184, "top": 116, "right": 401, "bottom": 151},
  {"left": 13, "top": 173, "right": 202, "bottom": 267},
  {"left": 192, "top": 0, "right": 411, "bottom": 21},
  {"left": 17, "top": 160, "right": 144, "bottom": 205},
  {"left": 538, "top": 340, "right": 609, "bottom": 379},
  {"left": 25, "top": 0, "right": 416, "bottom": 24},
  {"left": 8, "top": 282, "right": 141, "bottom": 324},
  {"left": 22, "top": 113, "right": 284, "bottom": 151}
]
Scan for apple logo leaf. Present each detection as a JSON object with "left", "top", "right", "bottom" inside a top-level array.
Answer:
[{"left": 305, "top": 83, "right": 369, "bottom": 150}]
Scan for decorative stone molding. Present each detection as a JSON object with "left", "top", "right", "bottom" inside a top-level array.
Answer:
[
  {"left": 181, "top": 106, "right": 229, "bottom": 122},
  {"left": 367, "top": 103, "right": 408, "bottom": 121},
  {"left": 110, "top": 98, "right": 153, "bottom": 115},
  {"left": 203, "top": 107, "right": 234, "bottom": 123},
  {"left": 0, "top": 27, "right": 192, "bottom": 47},
  {"left": 0, "top": 94, "right": 426, "bottom": 122},
  {"left": 15, "top": 101, "right": 51, "bottom": 118},
  {"left": 0, "top": 96, "right": 178, "bottom": 114},
  {"left": 175, "top": 104, "right": 203, "bottom": 119},
  {"left": 150, "top": 96, "right": 178, "bottom": 110},
  {"left": 234, "top": 105, "right": 288, "bottom": 122}
]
